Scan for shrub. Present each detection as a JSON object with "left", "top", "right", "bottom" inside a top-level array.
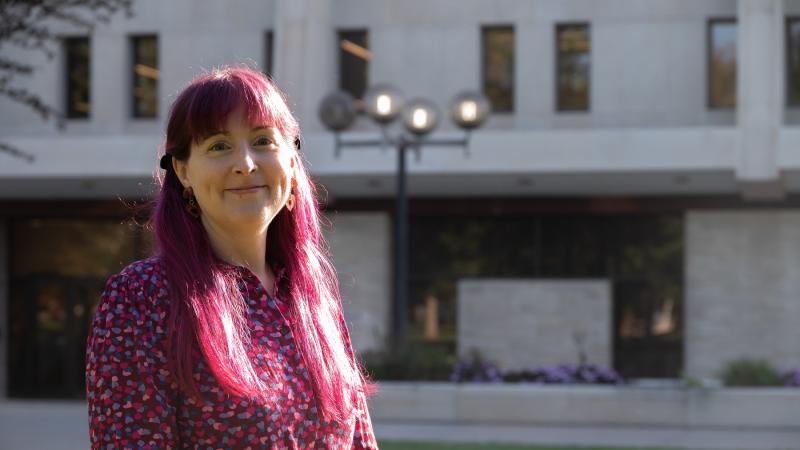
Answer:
[
  {"left": 362, "top": 342, "right": 455, "bottom": 381},
  {"left": 782, "top": 368, "right": 800, "bottom": 387},
  {"left": 449, "top": 348, "right": 504, "bottom": 383},
  {"left": 449, "top": 348, "right": 624, "bottom": 385},
  {"left": 502, "top": 363, "right": 624, "bottom": 385},
  {"left": 720, "top": 358, "right": 783, "bottom": 387}
]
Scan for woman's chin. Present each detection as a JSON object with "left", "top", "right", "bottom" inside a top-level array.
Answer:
[{"left": 226, "top": 207, "right": 276, "bottom": 226}]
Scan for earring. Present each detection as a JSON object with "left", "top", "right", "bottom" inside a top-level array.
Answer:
[
  {"left": 286, "top": 191, "right": 295, "bottom": 212},
  {"left": 286, "top": 178, "right": 297, "bottom": 212},
  {"left": 182, "top": 187, "right": 200, "bottom": 218}
]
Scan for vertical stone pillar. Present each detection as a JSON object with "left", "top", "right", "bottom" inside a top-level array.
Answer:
[
  {"left": 274, "top": 0, "right": 335, "bottom": 133},
  {"left": 92, "top": 32, "right": 126, "bottom": 133},
  {"left": 736, "top": 0, "right": 784, "bottom": 199},
  {"left": 324, "top": 212, "right": 391, "bottom": 355}
]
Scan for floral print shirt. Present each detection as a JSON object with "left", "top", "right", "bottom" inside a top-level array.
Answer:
[{"left": 85, "top": 256, "right": 379, "bottom": 449}]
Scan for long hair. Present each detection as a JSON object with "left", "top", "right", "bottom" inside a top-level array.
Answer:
[{"left": 151, "top": 66, "right": 376, "bottom": 423}]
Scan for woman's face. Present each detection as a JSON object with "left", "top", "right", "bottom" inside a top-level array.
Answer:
[{"left": 173, "top": 105, "right": 296, "bottom": 231}]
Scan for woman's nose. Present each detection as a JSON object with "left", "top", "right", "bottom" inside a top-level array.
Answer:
[{"left": 233, "top": 144, "right": 257, "bottom": 174}]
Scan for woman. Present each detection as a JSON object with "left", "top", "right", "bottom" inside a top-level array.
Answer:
[{"left": 85, "top": 66, "right": 379, "bottom": 449}]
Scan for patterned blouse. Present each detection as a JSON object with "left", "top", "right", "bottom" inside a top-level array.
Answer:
[{"left": 85, "top": 256, "right": 379, "bottom": 449}]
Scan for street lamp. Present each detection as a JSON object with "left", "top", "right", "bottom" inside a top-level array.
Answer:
[{"left": 319, "top": 85, "right": 490, "bottom": 354}]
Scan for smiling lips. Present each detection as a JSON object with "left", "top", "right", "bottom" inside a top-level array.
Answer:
[{"left": 226, "top": 185, "right": 267, "bottom": 193}]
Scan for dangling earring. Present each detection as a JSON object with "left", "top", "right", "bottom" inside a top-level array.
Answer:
[
  {"left": 286, "top": 178, "right": 297, "bottom": 212},
  {"left": 182, "top": 187, "right": 200, "bottom": 218},
  {"left": 286, "top": 191, "right": 295, "bottom": 212}
]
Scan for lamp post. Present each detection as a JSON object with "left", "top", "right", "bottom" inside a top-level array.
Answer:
[{"left": 319, "top": 85, "right": 490, "bottom": 354}]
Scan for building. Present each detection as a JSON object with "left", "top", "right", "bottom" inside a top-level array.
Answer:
[{"left": 1, "top": 0, "right": 799, "bottom": 404}]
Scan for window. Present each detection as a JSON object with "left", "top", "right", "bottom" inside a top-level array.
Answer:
[
  {"left": 338, "top": 29, "right": 369, "bottom": 100},
  {"left": 786, "top": 18, "right": 800, "bottom": 106},
  {"left": 131, "top": 35, "right": 158, "bottom": 118},
  {"left": 8, "top": 218, "right": 150, "bottom": 398},
  {"left": 556, "top": 23, "right": 590, "bottom": 111},
  {"left": 481, "top": 26, "right": 514, "bottom": 112},
  {"left": 64, "top": 37, "right": 90, "bottom": 119},
  {"left": 265, "top": 31, "right": 274, "bottom": 78},
  {"left": 708, "top": 19, "right": 737, "bottom": 109},
  {"left": 408, "top": 212, "right": 684, "bottom": 379}
]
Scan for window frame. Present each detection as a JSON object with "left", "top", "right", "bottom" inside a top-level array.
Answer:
[
  {"left": 337, "top": 28, "right": 370, "bottom": 101},
  {"left": 555, "top": 22, "right": 591, "bottom": 112},
  {"left": 129, "top": 34, "right": 159, "bottom": 119},
  {"left": 785, "top": 17, "right": 800, "bottom": 107},
  {"left": 63, "top": 36, "right": 91, "bottom": 120},
  {"left": 480, "top": 24, "right": 515, "bottom": 113},
  {"left": 707, "top": 17, "right": 738, "bottom": 110},
  {"left": 264, "top": 30, "right": 274, "bottom": 79}
]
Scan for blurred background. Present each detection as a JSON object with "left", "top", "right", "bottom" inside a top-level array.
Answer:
[{"left": 0, "top": 0, "right": 798, "bottom": 449}]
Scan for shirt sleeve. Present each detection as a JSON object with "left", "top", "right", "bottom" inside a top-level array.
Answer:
[
  {"left": 85, "top": 272, "right": 179, "bottom": 449},
  {"left": 351, "top": 390, "right": 380, "bottom": 450},
  {"left": 338, "top": 311, "right": 380, "bottom": 450}
]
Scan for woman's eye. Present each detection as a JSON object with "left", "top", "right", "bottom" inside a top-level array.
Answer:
[
  {"left": 209, "top": 142, "right": 230, "bottom": 152},
  {"left": 253, "top": 136, "right": 274, "bottom": 147}
]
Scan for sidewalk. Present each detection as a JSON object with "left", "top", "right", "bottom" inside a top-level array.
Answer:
[
  {"left": 1, "top": 400, "right": 798, "bottom": 450},
  {"left": 376, "top": 421, "right": 800, "bottom": 450}
]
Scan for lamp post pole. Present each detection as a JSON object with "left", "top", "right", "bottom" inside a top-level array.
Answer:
[
  {"left": 319, "top": 88, "right": 489, "bottom": 355},
  {"left": 394, "top": 137, "right": 410, "bottom": 352}
]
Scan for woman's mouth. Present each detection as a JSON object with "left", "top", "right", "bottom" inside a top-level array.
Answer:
[{"left": 226, "top": 185, "right": 267, "bottom": 194}]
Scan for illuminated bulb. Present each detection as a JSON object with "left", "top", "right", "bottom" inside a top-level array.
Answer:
[
  {"left": 412, "top": 108, "right": 428, "bottom": 129},
  {"left": 460, "top": 100, "right": 477, "bottom": 122},
  {"left": 376, "top": 94, "right": 392, "bottom": 116}
]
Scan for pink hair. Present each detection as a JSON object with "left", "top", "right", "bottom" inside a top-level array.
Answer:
[{"left": 151, "top": 66, "right": 376, "bottom": 423}]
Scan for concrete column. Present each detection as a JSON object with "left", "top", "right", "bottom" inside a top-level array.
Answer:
[
  {"left": 274, "top": 0, "right": 335, "bottom": 133},
  {"left": 91, "top": 32, "right": 127, "bottom": 134},
  {"left": 0, "top": 220, "right": 7, "bottom": 398},
  {"left": 736, "top": 0, "right": 785, "bottom": 199},
  {"left": 458, "top": 279, "right": 612, "bottom": 370},
  {"left": 324, "top": 212, "right": 391, "bottom": 355},
  {"left": 686, "top": 210, "right": 800, "bottom": 379}
]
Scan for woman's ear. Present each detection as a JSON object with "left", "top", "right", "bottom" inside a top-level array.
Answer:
[{"left": 172, "top": 156, "right": 190, "bottom": 188}]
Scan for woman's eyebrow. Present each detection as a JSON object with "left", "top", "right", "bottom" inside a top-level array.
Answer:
[
  {"left": 250, "top": 126, "right": 275, "bottom": 133},
  {"left": 200, "top": 127, "right": 274, "bottom": 142},
  {"left": 200, "top": 130, "right": 227, "bottom": 141}
]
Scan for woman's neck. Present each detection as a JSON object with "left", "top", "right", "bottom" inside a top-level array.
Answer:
[{"left": 201, "top": 216, "right": 273, "bottom": 292}]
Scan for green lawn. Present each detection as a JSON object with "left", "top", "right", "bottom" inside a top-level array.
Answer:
[{"left": 378, "top": 442, "right": 692, "bottom": 450}]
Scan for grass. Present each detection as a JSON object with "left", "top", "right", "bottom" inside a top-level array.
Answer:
[{"left": 378, "top": 442, "right": 692, "bottom": 450}]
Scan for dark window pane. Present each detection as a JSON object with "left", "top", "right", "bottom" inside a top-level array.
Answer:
[
  {"left": 408, "top": 212, "right": 683, "bottom": 379},
  {"left": 339, "top": 30, "right": 369, "bottom": 100},
  {"left": 787, "top": 19, "right": 800, "bottom": 106},
  {"left": 131, "top": 35, "right": 159, "bottom": 118},
  {"left": 65, "top": 37, "right": 90, "bottom": 118},
  {"left": 557, "top": 23, "right": 590, "bottom": 111},
  {"left": 8, "top": 219, "right": 147, "bottom": 398},
  {"left": 539, "top": 215, "right": 606, "bottom": 277},
  {"left": 265, "top": 31, "right": 274, "bottom": 78},
  {"left": 708, "top": 19, "right": 737, "bottom": 109},
  {"left": 482, "top": 26, "right": 514, "bottom": 112}
]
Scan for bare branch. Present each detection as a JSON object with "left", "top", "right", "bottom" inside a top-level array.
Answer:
[
  {"left": 0, "top": 0, "right": 133, "bottom": 161},
  {"left": 0, "top": 141, "right": 36, "bottom": 162},
  {"left": 0, "top": 57, "right": 34, "bottom": 75}
]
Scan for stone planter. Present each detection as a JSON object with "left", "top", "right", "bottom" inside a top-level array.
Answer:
[{"left": 370, "top": 382, "right": 800, "bottom": 431}]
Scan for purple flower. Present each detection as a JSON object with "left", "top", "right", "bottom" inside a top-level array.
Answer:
[{"left": 782, "top": 368, "right": 800, "bottom": 387}]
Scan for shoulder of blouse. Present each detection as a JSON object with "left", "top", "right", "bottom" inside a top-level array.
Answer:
[
  {"left": 105, "top": 256, "right": 171, "bottom": 313},
  {"left": 89, "top": 258, "right": 173, "bottom": 375}
]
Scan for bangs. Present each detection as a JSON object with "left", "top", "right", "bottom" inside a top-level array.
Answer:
[{"left": 175, "top": 68, "right": 298, "bottom": 148}]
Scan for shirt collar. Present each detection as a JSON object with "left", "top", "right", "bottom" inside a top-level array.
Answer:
[{"left": 212, "top": 255, "right": 288, "bottom": 295}]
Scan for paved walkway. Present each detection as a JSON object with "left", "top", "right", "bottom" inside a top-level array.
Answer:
[
  {"left": 376, "top": 421, "right": 800, "bottom": 450},
  {"left": 1, "top": 400, "right": 798, "bottom": 450}
]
